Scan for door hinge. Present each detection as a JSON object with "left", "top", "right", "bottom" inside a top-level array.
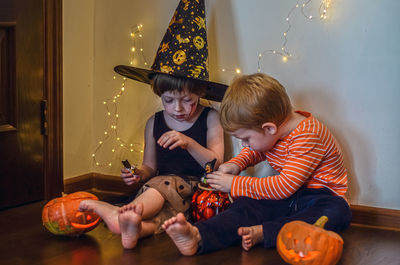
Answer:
[{"left": 41, "top": 100, "right": 48, "bottom": 135}]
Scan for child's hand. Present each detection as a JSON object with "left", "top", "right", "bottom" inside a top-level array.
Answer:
[
  {"left": 120, "top": 167, "right": 141, "bottom": 185},
  {"left": 157, "top": 130, "right": 191, "bottom": 150},
  {"left": 206, "top": 171, "right": 234, "bottom": 193},
  {"left": 217, "top": 162, "right": 240, "bottom": 175}
]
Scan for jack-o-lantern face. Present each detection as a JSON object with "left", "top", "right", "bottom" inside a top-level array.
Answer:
[
  {"left": 276, "top": 216, "right": 343, "bottom": 265},
  {"left": 193, "top": 36, "right": 205, "bottom": 50},
  {"left": 173, "top": 50, "right": 187, "bottom": 65},
  {"left": 42, "top": 191, "right": 101, "bottom": 236}
]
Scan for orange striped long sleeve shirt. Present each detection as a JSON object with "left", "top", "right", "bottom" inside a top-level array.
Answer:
[{"left": 228, "top": 111, "right": 348, "bottom": 200}]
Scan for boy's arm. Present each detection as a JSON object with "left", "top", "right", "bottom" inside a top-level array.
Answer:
[
  {"left": 230, "top": 133, "right": 324, "bottom": 200},
  {"left": 227, "top": 147, "right": 267, "bottom": 172}
]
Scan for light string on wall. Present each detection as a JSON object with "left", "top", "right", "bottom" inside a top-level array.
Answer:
[
  {"left": 218, "top": 67, "right": 241, "bottom": 75},
  {"left": 257, "top": 0, "right": 331, "bottom": 72},
  {"left": 92, "top": 24, "right": 148, "bottom": 168}
]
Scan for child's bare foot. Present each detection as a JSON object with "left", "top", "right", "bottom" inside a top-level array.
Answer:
[
  {"left": 237, "top": 225, "right": 264, "bottom": 251},
  {"left": 118, "top": 203, "right": 143, "bottom": 249},
  {"left": 162, "top": 213, "right": 201, "bottom": 256},
  {"left": 79, "top": 200, "right": 120, "bottom": 234}
]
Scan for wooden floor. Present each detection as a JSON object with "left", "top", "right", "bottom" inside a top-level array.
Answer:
[{"left": 1, "top": 200, "right": 399, "bottom": 265}]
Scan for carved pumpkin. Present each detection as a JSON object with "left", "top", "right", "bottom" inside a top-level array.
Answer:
[
  {"left": 276, "top": 216, "right": 344, "bottom": 265},
  {"left": 42, "top": 191, "right": 101, "bottom": 236}
]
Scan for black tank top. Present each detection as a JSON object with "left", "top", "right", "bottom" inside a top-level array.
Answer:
[{"left": 153, "top": 107, "right": 211, "bottom": 178}]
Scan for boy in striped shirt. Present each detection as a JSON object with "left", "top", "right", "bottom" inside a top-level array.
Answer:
[{"left": 162, "top": 73, "right": 351, "bottom": 255}]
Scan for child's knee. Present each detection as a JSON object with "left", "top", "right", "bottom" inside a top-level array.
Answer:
[{"left": 323, "top": 196, "right": 352, "bottom": 231}]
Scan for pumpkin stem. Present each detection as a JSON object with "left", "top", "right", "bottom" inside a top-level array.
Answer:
[{"left": 314, "top": 216, "right": 328, "bottom": 228}]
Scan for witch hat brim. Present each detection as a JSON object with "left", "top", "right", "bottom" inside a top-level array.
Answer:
[{"left": 114, "top": 65, "right": 227, "bottom": 102}]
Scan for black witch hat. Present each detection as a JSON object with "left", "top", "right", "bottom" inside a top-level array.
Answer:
[{"left": 114, "top": 0, "right": 227, "bottom": 102}]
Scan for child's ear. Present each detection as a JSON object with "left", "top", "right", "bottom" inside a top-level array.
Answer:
[{"left": 261, "top": 122, "right": 277, "bottom": 135}]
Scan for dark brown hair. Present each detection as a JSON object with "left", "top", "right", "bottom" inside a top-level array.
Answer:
[{"left": 151, "top": 73, "right": 207, "bottom": 97}]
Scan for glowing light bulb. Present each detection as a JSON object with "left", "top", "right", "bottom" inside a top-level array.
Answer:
[{"left": 282, "top": 56, "right": 288, "bottom": 62}]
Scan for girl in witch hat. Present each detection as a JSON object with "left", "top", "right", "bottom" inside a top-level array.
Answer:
[{"left": 79, "top": 0, "right": 227, "bottom": 249}]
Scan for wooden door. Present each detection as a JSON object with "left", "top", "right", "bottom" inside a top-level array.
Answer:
[{"left": 0, "top": 0, "right": 63, "bottom": 209}]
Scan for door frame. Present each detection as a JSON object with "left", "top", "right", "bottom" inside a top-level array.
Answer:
[{"left": 43, "top": 0, "right": 63, "bottom": 199}]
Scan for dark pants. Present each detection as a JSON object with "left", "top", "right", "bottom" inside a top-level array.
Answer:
[{"left": 194, "top": 187, "right": 352, "bottom": 254}]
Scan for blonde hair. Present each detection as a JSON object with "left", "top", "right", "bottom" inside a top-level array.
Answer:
[{"left": 220, "top": 73, "right": 292, "bottom": 132}]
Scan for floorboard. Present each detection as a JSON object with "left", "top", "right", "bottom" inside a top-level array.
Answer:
[{"left": 0, "top": 201, "right": 399, "bottom": 265}]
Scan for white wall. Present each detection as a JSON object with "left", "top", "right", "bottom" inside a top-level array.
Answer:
[
  {"left": 63, "top": 0, "right": 95, "bottom": 178},
  {"left": 64, "top": 0, "right": 400, "bottom": 210}
]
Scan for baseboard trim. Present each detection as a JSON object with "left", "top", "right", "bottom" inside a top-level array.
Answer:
[
  {"left": 350, "top": 204, "right": 400, "bottom": 230},
  {"left": 64, "top": 172, "right": 141, "bottom": 196},
  {"left": 64, "top": 174, "right": 400, "bottom": 230}
]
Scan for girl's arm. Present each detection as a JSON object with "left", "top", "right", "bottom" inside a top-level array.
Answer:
[
  {"left": 137, "top": 116, "right": 157, "bottom": 182},
  {"left": 120, "top": 116, "right": 156, "bottom": 185},
  {"left": 186, "top": 109, "right": 224, "bottom": 169}
]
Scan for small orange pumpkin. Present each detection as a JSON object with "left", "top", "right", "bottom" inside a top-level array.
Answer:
[
  {"left": 276, "top": 216, "right": 344, "bottom": 265},
  {"left": 191, "top": 184, "right": 231, "bottom": 222},
  {"left": 42, "top": 191, "right": 101, "bottom": 236}
]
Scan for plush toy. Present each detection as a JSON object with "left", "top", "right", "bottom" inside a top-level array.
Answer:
[
  {"left": 42, "top": 191, "right": 101, "bottom": 236},
  {"left": 276, "top": 216, "right": 344, "bottom": 265},
  {"left": 191, "top": 159, "right": 232, "bottom": 222}
]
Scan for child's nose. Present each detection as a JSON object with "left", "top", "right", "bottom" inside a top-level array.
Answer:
[{"left": 175, "top": 102, "right": 182, "bottom": 111}]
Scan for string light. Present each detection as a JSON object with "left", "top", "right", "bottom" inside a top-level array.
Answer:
[
  {"left": 257, "top": 0, "right": 332, "bottom": 72},
  {"left": 130, "top": 24, "right": 149, "bottom": 67},
  {"left": 217, "top": 67, "right": 242, "bottom": 75},
  {"left": 92, "top": 24, "right": 148, "bottom": 167}
]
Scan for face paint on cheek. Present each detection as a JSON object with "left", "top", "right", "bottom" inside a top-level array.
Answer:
[{"left": 188, "top": 101, "right": 198, "bottom": 118}]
